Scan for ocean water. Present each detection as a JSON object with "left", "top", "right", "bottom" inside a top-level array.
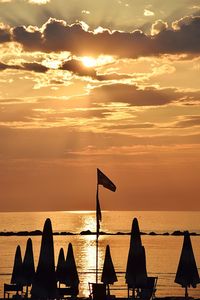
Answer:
[{"left": 0, "top": 211, "right": 200, "bottom": 298}]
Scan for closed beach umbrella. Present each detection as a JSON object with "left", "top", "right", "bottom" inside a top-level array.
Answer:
[
  {"left": 22, "top": 238, "right": 35, "bottom": 296},
  {"left": 129, "top": 218, "right": 142, "bottom": 248},
  {"left": 101, "top": 245, "right": 117, "bottom": 284},
  {"left": 175, "top": 231, "right": 200, "bottom": 298},
  {"left": 126, "top": 218, "right": 147, "bottom": 289},
  {"left": 31, "top": 218, "right": 57, "bottom": 299},
  {"left": 11, "top": 245, "right": 24, "bottom": 287},
  {"left": 101, "top": 245, "right": 117, "bottom": 296},
  {"left": 65, "top": 243, "right": 79, "bottom": 288},
  {"left": 22, "top": 238, "right": 35, "bottom": 286},
  {"left": 56, "top": 247, "right": 66, "bottom": 286}
]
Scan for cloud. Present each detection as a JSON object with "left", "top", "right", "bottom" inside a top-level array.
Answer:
[
  {"left": 0, "top": 58, "right": 132, "bottom": 81},
  {"left": 23, "top": 62, "right": 48, "bottom": 73},
  {"left": 0, "top": 62, "right": 19, "bottom": 71},
  {"left": 175, "top": 115, "right": 200, "bottom": 128},
  {"left": 0, "top": 59, "right": 98, "bottom": 80},
  {"left": 103, "top": 123, "right": 155, "bottom": 129},
  {"left": 1, "top": 16, "right": 198, "bottom": 58},
  {"left": 0, "top": 23, "right": 11, "bottom": 43},
  {"left": 151, "top": 19, "right": 168, "bottom": 35},
  {"left": 12, "top": 25, "right": 43, "bottom": 51},
  {"left": 0, "top": 61, "right": 48, "bottom": 73},
  {"left": 89, "top": 83, "right": 176, "bottom": 106},
  {"left": 60, "top": 60, "right": 134, "bottom": 81},
  {"left": 81, "top": 10, "right": 90, "bottom": 15},
  {"left": 144, "top": 9, "right": 155, "bottom": 17},
  {"left": 28, "top": 0, "right": 50, "bottom": 4},
  {"left": 0, "top": 59, "right": 95, "bottom": 76},
  {"left": 0, "top": 125, "right": 200, "bottom": 159},
  {"left": 60, "top": 59, "right": 97, "bottom": 78},
  {"left": 0, "top": 0, "right": 50, "bottom": 3}
]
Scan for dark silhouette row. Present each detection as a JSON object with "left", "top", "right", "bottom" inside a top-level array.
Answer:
[{"left": 4, "top": 217, "right": 200, "bottom": 299}]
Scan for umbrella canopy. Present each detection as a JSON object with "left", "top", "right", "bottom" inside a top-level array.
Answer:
[
  {"left": 129, "top": 218, "right": 142, "bottom": 248},
  {"left": 65, "top": 243, "right": 79, "bottom": 287},
  {"left": 125, "top": 218, "right": 148, "bottom": 288},
  {"left": 175, "top": 231, "right": 200, "bottom": 290},
  {"left": 22, "top": 238, "right": 35, "bottom": 286},
  {"left": 56, "top": 247, "right": 66, "bottom": 284},
  {"left": 101, "top": 245, "right": 117, "bottom": 284},
  {"left": 11, "top": 245, "right": 24, "bottom": 286},
  {"left": 31, "top": 218, "right": 57, "bottom": 299}
]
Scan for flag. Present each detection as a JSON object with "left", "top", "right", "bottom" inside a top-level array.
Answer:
[
  {"left": 96, "top": 187, "right": 101, "bottom": 238},
  {"left": 97, "top": 168, "right": 116, "bottom": 192}
]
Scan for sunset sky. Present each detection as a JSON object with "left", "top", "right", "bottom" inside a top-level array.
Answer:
[{"left": 0, "top": 0, "right": 200, "bottom": 211}]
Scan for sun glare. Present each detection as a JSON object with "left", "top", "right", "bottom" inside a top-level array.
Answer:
[
  {"left": 81, "top": 55, "right": 115, "bottom": 68},
  {"left": 81, "top": 56, "right": 97, "bottom": 68}
]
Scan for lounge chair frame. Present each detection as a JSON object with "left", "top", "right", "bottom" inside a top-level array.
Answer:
[
  {"left": 128, "top": 276, "right": 158, "bottom": 300},
  {"left": 4, "top": 284, "right": 24, "bottom": 299},
  {"left": 89, "top": 283, "right": 107, "bottom": 300}
]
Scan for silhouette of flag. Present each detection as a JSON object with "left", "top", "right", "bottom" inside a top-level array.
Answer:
[
  {"left": 97, "top": 168, "right": 116, "bottom": 192},
  {"left": 96, "top": 187, "right": 101, "bottom": 238}
]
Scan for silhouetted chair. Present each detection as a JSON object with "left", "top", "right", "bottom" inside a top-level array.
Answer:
[
  {"left": 57, "top": 285, "right": 79, "bottom": 299},
  {"left": 89, "top": 283, "right": 107, "bottom": 300},
  {"left": 4, "top": 284, "right": 24, "bottom": 299},
  {"left": 134, "top": 277, "right": 157, "bottom": 300}
]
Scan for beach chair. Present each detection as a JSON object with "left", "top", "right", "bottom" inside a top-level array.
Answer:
[
  {"left": 89, "top": 283, "right": 107, "bottom": 300},
  {"left": 4, "top": 284, "right": 24, "bottom": 299},
  {"left": 135, "top": 277, "right": 158, "bottom": 300},
  {"left": 57, "top": 285, "right": 79, "bottom": 299}
]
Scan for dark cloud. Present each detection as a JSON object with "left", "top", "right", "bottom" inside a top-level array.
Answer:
[
  {"left": 2, "top": 16, "right": 200, "bottom": 58},
  {"left": 60, "top": 59, "right": 97, "bottom": 77},
  {"left": 103, "top": 123, "right": 155, "bottom": 129},
  {"left": 0, "top": 62, "right": 20, "bottom": 71},
  {"left": 0, "top": 25, "right": 11, "bottom": 43},
  {"left": 89, "top": 83, "right": 176, "bottom": 106},
  {"left": 154, "top": 16, "right": 200, "bottom": 55},
  {"left": 175, "top": 116, "right": 200, "bottom": 128},
  {"left": 0, "top": 59, "right": 99, "bottom": 78},
  {"left": 22, "top": 62, "right": 48, "bottom": 73},
  {"left": 0, "top": 61, "right": 48, "bottom": 73},
  {"left": 60, "top": 59, "right": 130, "bottom": 80},
  {"left": 12, "top": 25, "right": 43, "bottom": 51},
  {"left": 40, "top": 19, "right": 150, "bottom": 57},
  {"left": 0, "top": 58, "right": 130, "bottom": 80}
]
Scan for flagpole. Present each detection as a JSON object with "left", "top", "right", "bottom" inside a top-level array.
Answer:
[
  {"left": 95, "top": 168, "right": 116, "bottom": 285},
  {"left": 96, "top": 183, "right": 99, "bottom": 284}
]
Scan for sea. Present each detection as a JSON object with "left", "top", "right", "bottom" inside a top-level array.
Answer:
[{"left": 0, "top": 211, "right": 200, "bottom": 298}]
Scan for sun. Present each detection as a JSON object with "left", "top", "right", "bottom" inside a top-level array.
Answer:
[{"left": 81, "top": 56, "right": 97, "bottom": 68}]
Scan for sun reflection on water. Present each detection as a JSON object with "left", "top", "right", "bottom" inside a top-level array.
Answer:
[{"left": 77, "top": 215, "right": 104, "bottom": 297}]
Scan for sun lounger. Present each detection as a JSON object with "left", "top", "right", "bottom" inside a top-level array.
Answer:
[
  {"left": 57, "top": 286, "right": 79, "bottom": 299},
  {"left": 4, "top": 284, "right": 24, "bottom": 299},
  {"left": 128, "top": 277, "right": 158, "bottom": 300},
  {"left": 89, "top": 283, "right": 107, "bottom": 300}
]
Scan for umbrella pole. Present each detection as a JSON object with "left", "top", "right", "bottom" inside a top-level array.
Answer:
[
  {"left": 96, "top": 184, "right": 99, "bottom": 284},
  {"left": 185, "top": 286, "right": 188, "bottom": 299},
  {"left": 96, "top": 234, "right": 98, "bottom": 283},
  {"left": 107, "top": 284, "right": 110, "bottom": 296}
]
